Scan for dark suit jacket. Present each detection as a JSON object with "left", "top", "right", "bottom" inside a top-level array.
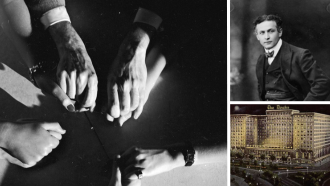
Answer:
[{"left": 256, "top": 41, "right": 330, "bottom": 101}]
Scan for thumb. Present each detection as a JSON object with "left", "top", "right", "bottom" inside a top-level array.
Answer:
[
  {"left": 35, "top": 74, "right": 75, "bottom": 112},
  {"left": 109, "top": 155, "right": 122, "bottom": 186},
  {"left": 0, "top": 148, "right": 34, "bottom": 168},
  {"left": 40, "top": 122, "right": 66, "bottom": 134}
]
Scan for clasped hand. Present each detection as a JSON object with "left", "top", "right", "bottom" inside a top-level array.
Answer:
[
  {"left": 0, "top": 119, "right": 65, "bottom": 168},
  {"left": 119, "top": 146, "right": 184, "bottom": 180},
  {"left": 106, "top": 27, "right": 149, "bottom": 123},
  {"left": 46, "top": 21, "right": 98, "bottom": 112}
]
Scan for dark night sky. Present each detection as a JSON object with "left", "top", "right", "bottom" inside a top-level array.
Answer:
[{"left": 230, "top": 105, "right": 330, "bottom": 115}]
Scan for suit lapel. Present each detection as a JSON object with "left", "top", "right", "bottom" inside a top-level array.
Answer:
[
  {"left": 280, "top": 41, "right": 304, "bottom": 100},
  {"left": 279, "top": 41, "right": 292, "bottom": 75}
]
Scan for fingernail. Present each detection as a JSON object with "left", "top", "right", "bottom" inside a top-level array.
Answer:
[
  {"left": 107, "top": 114, "right": 114, "bottom": 122},
  {"left": 67, "top": 104, "right": 75, "bottom": 112},
  {"left": 134, "top": 112, "right": 140, "bottom": 119}
]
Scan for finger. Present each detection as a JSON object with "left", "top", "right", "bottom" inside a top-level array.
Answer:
[
  {"left": 123, "top": 164, "right": 143, "bottom": 180},
  {"left": 107, "top": 74, "right": 119, "bottom": 118},
  {"left": 40, "top": 122, "right": 66, "bottom": 134},
  {"left": 80, "top": 75, "right": 98, "bottom": 108},
  {"left": 109, "top": 155, "right": 122, "bottom": 186},
  {"left": 67, "top": 70, "right": 77, "bottom": 99},
  {"left": 44, "top": 147, "right": 53, "bottom": 156},
  {"left": 36, "top": 74, "right": 75, "bottom": 112},
  {"left": 130, "top": 87, "right": 139, "bottom": 111},
  {"left": 76, "top": 71, "right": 88, "bottom": 96},
  {"left": 118, "top": 112, "right": 132, "bottom": 126},
  {"left": 48, "top": 131, "right": 62, "bottom": 140},
  {"left": 20, "top": 162, "right": 36, "bottom": 168},
  {"left": 133, "top": 88, "right": 146, "bottom": 119},
  {"left": 108, "top": 84, "right": 120, "bottom": 118},
  {"left": 77, "top": 107, "right": 90, "bottom": 112},
  {"left": 106, "top": 114, "right": 114, "bottom": 122},
  {"left": 121, "top": 146, "right": 138, "bottom": 158},
  {"left": 125, "top": 151, "right": 147, "bottom": 167},
  {"left": 34, "top": 155, "right": 43, "bottom": 163},
  {"left": 58, "top": 71, "right": 68, "bottom": 93},
  {"left": 133, "top": 105, "right": 144, "bottom": 120},
  {"left": 49, "top": 137, "right": 60, "bottom": 149},
  {"left": 90, "top": 101, "right": 96, "bottom": 112},
  {"left": 121, "top": 147, "right": 139, "bottom": 165},
  {"left": 120, "top": 82, "right": 131, "bottom": 116}
]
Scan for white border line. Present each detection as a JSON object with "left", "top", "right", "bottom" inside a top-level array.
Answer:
[
  {"left": 227, "top": 0, "right": 230, "bottom": 185},
  {"left": 227, "top": 0, "right": 330, "bottom": 185}
]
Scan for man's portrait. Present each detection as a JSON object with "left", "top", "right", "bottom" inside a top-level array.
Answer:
[{"left": 230, "top": 0, "right": 330, "bottom": 101}]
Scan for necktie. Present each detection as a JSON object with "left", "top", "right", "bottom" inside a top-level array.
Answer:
[{"left": 265, "top": 51, "right": 274, "bottom": 58}]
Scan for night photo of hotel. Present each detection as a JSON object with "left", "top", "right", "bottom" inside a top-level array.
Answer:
[{"left": 230, "top": 105, "right": 330, "bottom": 186}]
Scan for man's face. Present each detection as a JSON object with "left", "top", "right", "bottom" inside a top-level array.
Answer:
[{"left": 255, "top": 20, "right": 282, "bottom": 50}]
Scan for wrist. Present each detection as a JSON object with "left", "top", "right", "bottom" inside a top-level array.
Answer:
[
  {"left": 172, "top": 149, "right": 185, "bottom": 169},
  {"left": 48, "top": 22, "right": 85, "bottom": 53},
  {"left": 168, "top": 142, "right": 196, "bottom": 167},
  {"left": 133, "top": 22, "right": 157, "bottom": 39},
  {"left": 128, "top": 26, "right": 150, "bottom": 50},
  {"left": 168, "top": 143, "right": 187, "bottom": 169}
]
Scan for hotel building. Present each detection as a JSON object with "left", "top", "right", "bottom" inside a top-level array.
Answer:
[{"left": 231, "top": 109, "right": 330, "bottom": 165}]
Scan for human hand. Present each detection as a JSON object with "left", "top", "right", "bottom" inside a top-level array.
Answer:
[
  {"left": 112, "top": 45, "right": 166, "bottom": 126},
  {"left": 106, "top": 26, "right": 149, "bottom": 122},
  {"left": 109, "top": 155, "right": 141, "bottom": 186},
  {"left": 120, "top": 146, "right": 185, "bottom": 179},
  {"left": 34, "top": 72, "right": 76, "bottom": 112},
  {"left": 0, "top": 119, "right": 65, "bottom": 168},
  {"left": 49, "top": 21, "right": 98, "bottom": 112}
]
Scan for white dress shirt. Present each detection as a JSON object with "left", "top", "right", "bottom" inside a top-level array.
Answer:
[{"left": 265, "top": 39, "right": 282, "bottom": 65}]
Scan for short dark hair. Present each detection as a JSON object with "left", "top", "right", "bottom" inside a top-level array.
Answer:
[{"left": 253, "top": 14, "right": 282, "bottom": 31}]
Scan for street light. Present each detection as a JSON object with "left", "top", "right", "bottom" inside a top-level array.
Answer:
[
  {"left": 273, "top": 175, "right": 276, "bottom": 185},
  {"left": 259, "top": 163, "right": 261, "bottom": 172},
  {"left": 287, "top": 169, "right": 288, "bottom": 177},
  {"left": 303, "top": 177, "right": 304, "bottom": 186},
  {"left": 307, "top": 166, "right": 308, "bottom": 174}
]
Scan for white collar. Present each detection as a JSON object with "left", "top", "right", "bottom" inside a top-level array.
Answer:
[{"left": 264, "top": 39, "right": 282, "bottom": 58}]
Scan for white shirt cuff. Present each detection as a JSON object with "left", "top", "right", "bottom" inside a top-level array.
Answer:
[
  {"left": 134, "top": 8, "right": 162, "bottom": 29},
  {"left": 40, "top": 6, "right": 71, "bottom": 29}
]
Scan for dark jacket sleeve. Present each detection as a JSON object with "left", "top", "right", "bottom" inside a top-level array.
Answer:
[
  {"left": 138, "top": 0, "right": 221, "bottom": 66},
  {"left": 299, "top": 50, "right": 330, "bottom": 101},
  {"left": 257, "top": 83, "right": 263, "bottom": 101},
  {"left": 24, "top": 0, "right": 65, "bottom": 17},
  {"left": 256, "top": 55, "right": 264, "bottom": 101}
]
